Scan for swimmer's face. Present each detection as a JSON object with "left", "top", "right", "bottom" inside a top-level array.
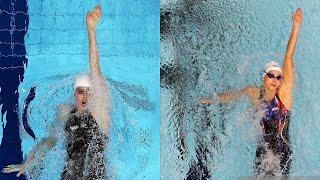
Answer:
[
  {"left": 75, "top": 87, "right": 90, "bottom": 112},
  {"left": 263, "top": 70, "right": 282, "bottom": 91}
]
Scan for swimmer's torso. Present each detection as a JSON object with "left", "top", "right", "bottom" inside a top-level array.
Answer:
[
  {"left": 61, "top": 108, "right": 106, "bottom": 180},
  {"left": 255, "top": 92, "right": 292, "bottom": 176},
  {"left": 259, "top": 93, "right": 290, "bottom": 149}
]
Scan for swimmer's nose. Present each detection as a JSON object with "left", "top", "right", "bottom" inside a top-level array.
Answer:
[{"left": 83, "top": 92, "right": 88, "bottom": 99}]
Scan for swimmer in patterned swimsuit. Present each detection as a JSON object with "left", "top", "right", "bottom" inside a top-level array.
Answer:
[
  {"left": 255, "top": 89, "right": 292, "bottom": 176},
  {"left": 2, "top": 5, "right": 110, "bottom": 179},
  {"left": 200, "top": 8, "right": 302, "bottom": 177}
]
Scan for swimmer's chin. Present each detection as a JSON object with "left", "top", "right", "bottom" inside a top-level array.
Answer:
[
  {"left": 75, "top": 103, "right": 87, "bottom": 112},
  {"left": 77, "top": 102, "right": 95, "bottom": 113},
  {"left": 78, "top": 106, "right": 88, "bottom": 112}
]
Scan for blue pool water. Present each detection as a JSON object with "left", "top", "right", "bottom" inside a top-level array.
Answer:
[
  {"left": 0, "top": 0, "right": 159, "bottom": 179},
  {"left": 161, "top": 0, "right": 320, "bottom": 179}
]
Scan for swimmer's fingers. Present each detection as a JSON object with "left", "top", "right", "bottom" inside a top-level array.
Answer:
[
  {"left": 1, "top": 164, "right": 23, "bottom": 174},
  {"left": 95, "top": 5, "right": 102, "bottom": 18},
  {"left": 17, "top": 168, "right": 26, "bottom": 177},
  {"left": 2, "top": 165, "right": 19, "bottom": 173},
  {"left": 92, "top": 13, "right": 101, "bottom": 23},
  {"left": 92, "top": 5, "right": 102, "bottom": 21},
  {"left": 295, "top": 8, "right": 302, "bottom": 16},
  {"left": 292, "top": 8, "right": 303, "bottom": 26},
  {"left": 5, "top": 164, "right": 17, "bottom": 168},
  {"left": 86, "top": 5, "right": 102, "bottom": 29},
  {"left": 94, "top": 4, "right": 102, "bottom": 12},
  {"left": 198, "top": 98, "right": 214, "bottom": 105},
  {"left": 86, "top": 12, "right": 92, "bottom": 24}
]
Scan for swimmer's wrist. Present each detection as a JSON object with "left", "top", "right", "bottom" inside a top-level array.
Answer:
[
  {"left": 87, "top": 27, "right": 96, "bottom": 34},
  {"left": 25, "top": 154, "right": 35, "bottom": 164},
  {"left": 292, "top": 24, "right": 301, "bottom": 30}
]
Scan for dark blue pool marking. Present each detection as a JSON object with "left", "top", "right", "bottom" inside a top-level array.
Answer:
[
  {"left": 0, "top": 0, "right": 29, "bottom": 179},
  {"left": 22, "top": 87, "right": 37, "bottom": 141}
]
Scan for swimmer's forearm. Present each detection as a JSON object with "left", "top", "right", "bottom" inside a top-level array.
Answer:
[
  {"left": 282, "top": 10, "right": 302, "bottom": 87},
  {"left": 285, "top": 9, "right": 302, "bottom": 60},
  {"left": 25, "top": 137, "right": 57, "bottom": 165},
  {"left": 218, "top": 86, "right": 257, "bottom": 104},
  {"left": 218, "top": 90, "right": 243, "bottom": 103},
  {"left": 285, "top": 24, "right": 301, "bottom": 60},
  {"left": 282, "top": 25, "right": 298, "bottom": 83},
  {"left": 88, "top": 29, "right": 102, "bottom": 77},
  {"left": 200, "top": 89, "right": 249, "bottom": 105}
]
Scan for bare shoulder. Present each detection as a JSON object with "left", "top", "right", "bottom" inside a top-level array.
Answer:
[
  {"left": 242, "top": 86, "right": 260, "bottom": 107},
  {"left": 56, "top": 104, "right": 73, "bottom": 122}
]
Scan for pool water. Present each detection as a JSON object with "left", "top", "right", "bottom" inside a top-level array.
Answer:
[
  {"left": 0, "top": 0, "right": 159, "bottom": 179},
  {"left": 161, "top": 0, "right": 320, "bottom": 179}
]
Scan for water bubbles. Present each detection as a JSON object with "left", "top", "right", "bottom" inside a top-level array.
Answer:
[{"left": 161, "top": 0, "right": 308, "bottom": 179}]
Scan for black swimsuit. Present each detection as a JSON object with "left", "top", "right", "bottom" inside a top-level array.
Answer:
[
  {"left": 61, "top": 108, "right": 106, "bottom": 180},
  {"left": 255, "top": 92, "right": 292, "bottom": 177}
]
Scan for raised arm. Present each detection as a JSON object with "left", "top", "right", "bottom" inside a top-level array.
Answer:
[
  {"left": 87, "top": 5, "right": 103, "bottom": 77},
  {"left": 200, "top": 86, "right": 260, "bottom": 106},
  {"left": 278, "top": 8, "right": 303, "bottom": 110},
  {"left": 86, "top": 5, "right": 110, "bottom": 135}
]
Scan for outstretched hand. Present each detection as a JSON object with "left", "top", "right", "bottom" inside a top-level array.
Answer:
[
  {"left": 2, "top": 164, "right": 26, "bottom": 177},
  {"left": 86, "top": 5, "right": 102, "bottom": 31},
  {"left": 293, "top": 8, "right": 303, "bottom": 27}
]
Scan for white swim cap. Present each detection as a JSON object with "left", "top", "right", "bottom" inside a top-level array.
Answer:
[
  {"left": 74, "top": 74, "right": 91, "bottom": 91},
  {"left": 263, "top": 61, "right": 282, "bottom": 77}
]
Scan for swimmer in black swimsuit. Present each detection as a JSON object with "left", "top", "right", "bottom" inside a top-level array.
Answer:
[
  {"left": 61, "top": 107, "right": 107, "bottom": 179},
  {"left": 200, "top": 8, "right": 302, "bottom": 177},
  {"left": 2, "top": 5, "right": 110, "bottom": 179}
]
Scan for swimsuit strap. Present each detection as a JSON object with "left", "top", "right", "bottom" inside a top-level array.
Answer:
[{"left": 275, "top": 93, "right": 290, "bottom": 115}]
